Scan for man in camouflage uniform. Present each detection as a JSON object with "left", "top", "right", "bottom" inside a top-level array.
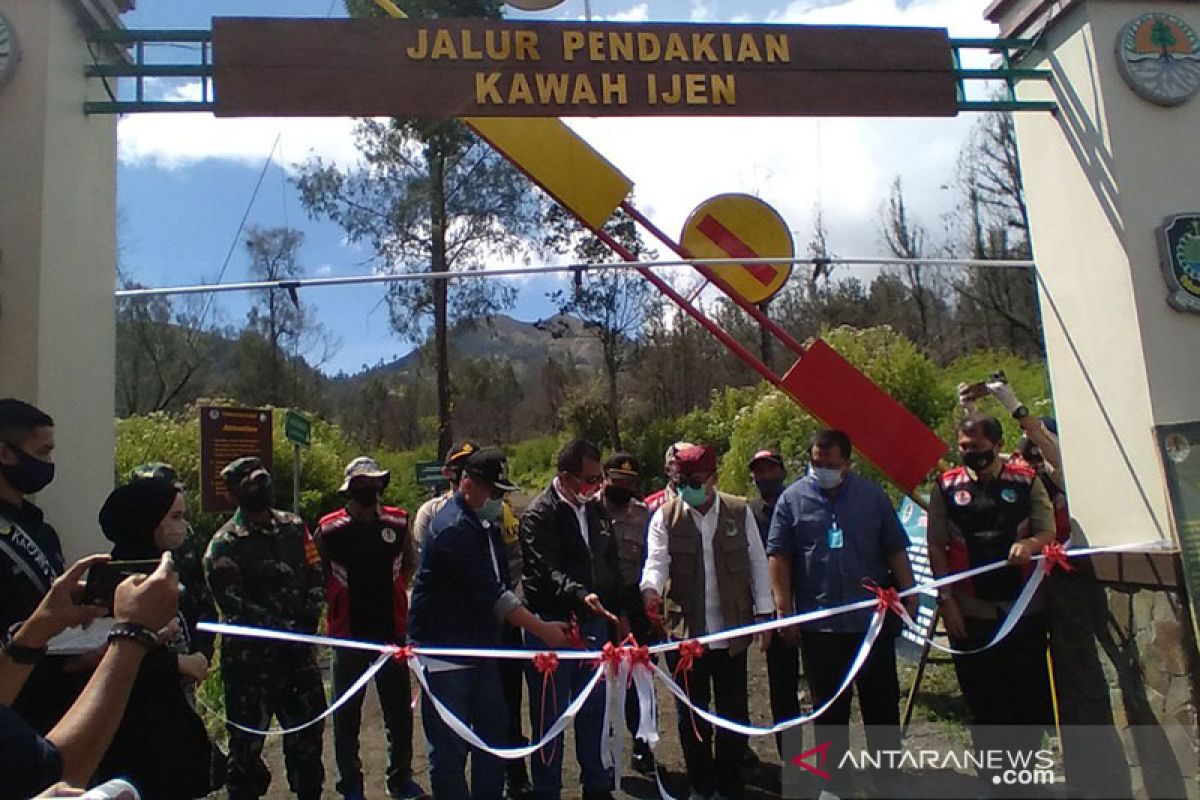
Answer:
[
  {"left": 128, "top": 462, "right": 217, "bottom": 683},
  {"left": 204, "top": 457, "right": 327, "bottom": 800}
]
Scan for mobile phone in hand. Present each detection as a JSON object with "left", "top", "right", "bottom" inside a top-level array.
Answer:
[{"left": 82, "top": 560, "right": 161, "bottom": 610}]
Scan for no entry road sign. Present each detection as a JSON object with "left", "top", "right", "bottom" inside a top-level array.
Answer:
[{"left": 681, "top": 194, "right": 795, "bottom": 305}]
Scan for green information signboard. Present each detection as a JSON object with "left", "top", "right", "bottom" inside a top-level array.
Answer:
[
  {"left": 1156, "top": 421, "right": 1200, "bottom": 625},
  {"left": 416, "top": 461, "right": 448, "bottom": 490},
  {"left": 285, "top": 410, "right": 311, "bottom": 448}
]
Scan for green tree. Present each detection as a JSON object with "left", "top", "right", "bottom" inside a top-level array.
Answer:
[
  {"left": 297, "top": 0, "right": 540, "bottom": 458},
  {"left": 234, "top": 226, "right": 339, "bottom": 408},
  {"left": 542, "top": 204, "right": 658, "bottom": 449},
  {"left": 115, "top": 279, "right": 214, "bottom": 416}
]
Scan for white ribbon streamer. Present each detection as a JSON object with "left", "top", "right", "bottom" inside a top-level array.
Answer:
[
  {"left": 408, "top": 656, "right": 606, "bottom": 760},
  {"left": 214, "top": 651, "right": 392, "bottom": 737},
  {"left": 655, "top": 609, "right": 886, "bottom": 737},
  {"left": 195, "top": 540, "right": 1169, "bottom": 742}
]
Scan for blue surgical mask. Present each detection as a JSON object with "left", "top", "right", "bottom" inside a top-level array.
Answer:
[
  {"left": 810, "top": 466, "right": 844, "bottom": 490},
  {"left": 479, "top": 498, "right": 503, "bottom": 523},
  {"left": 678, "top": 484, "right": 709, "bottom": 508}
]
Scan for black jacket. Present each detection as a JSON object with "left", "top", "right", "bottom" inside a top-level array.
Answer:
[{"left": 520, "top": 484, "right": 621, "bottom": 622}]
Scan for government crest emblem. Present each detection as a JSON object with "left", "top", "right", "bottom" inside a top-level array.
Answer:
[
  {"left": 1117, "top": 13, "right": 1200, "bottom": 106},
  {"left": 1158, "top": 214, "right": 1200, "bottom": 313}
]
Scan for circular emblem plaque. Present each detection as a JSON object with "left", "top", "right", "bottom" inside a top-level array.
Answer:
[
  {"left": 0, "top": 12, "right": 20, "bottom": 93},
  {"left": 1117, "top": 13, "right": 1200, "bottom": 107}
]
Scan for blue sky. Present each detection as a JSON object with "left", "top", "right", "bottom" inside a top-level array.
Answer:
[{"left": 117, "top": 0, "right": 998, "bottom": 374}]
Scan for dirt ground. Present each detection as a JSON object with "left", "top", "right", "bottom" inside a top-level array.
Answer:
[{"left": 207, "top": 645, "right": 975, "bottom": 800}]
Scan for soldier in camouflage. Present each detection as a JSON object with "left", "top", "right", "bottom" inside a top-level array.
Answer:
[{"left": 203, "top": 457, "right": 327, "bottom": 800}]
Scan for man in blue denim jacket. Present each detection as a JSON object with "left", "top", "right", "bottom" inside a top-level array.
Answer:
[{"left": 409, "top": 448, "right": 572, "bottom": 800}]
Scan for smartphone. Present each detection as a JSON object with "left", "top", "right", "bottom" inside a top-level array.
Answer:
[{"left": 83, "top": 560, "right": 161, "bottom": 610}]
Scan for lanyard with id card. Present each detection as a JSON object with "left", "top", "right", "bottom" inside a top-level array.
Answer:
[{"left": 827, "top": 510, "right": 844, "bottom": 550}]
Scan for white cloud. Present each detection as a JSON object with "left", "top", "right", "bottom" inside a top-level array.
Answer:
[
  {"left": 603, "top": 3, "right": 650, "bottom": 21},
  {"left": 120, "top": 1, "right": 999, "bottom": 262}
]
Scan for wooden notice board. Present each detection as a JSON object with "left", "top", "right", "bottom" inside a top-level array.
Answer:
[
  {"left": 199, "top": 406, "right": 274, "bottom": 513},
  {"left": 213, "top": 18, "right": 959, "bottom": 119}
]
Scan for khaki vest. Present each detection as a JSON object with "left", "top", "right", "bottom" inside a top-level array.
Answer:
[{"left": 662, "top": 492, "right": 755, "bottom": 655}]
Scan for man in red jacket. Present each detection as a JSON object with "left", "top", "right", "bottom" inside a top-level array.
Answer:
[{"left": 315, "top": 457, "right": 424, "bottom": 800}]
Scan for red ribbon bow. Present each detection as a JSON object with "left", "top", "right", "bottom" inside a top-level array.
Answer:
[
  {"left": 1041, "top": 541, "right": 1075, "bottom": 575},
  {"left": 533, "top": 652, "right": 560, "bottom": 676},
  {"left": 389, "top": 645, "right": 415, "bottom": 663},
  {"left": 533, "top": 652, "right": 561, "bottom": 766},
  {"left": 673, "top": 639, "right": 705, "bottom": 676},
  {"left": 862, "top": 579, "right": 906, "bottom": 618},
  {"left": 628, "top": 645, "right": 652, "bottom": 671},
  {"left": 594, "top": 641, "right": 624, "bottom": 672},
  {"left": 672, "top": 640, "right": 705, "bottom": 742}
]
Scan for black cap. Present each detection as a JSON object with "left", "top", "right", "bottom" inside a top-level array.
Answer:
[
  {"left": 463, "top": 448, "right": 519, "bottom": 493},
  {"left": 604, "top": 453, "right": 641, "bottom": 478}
]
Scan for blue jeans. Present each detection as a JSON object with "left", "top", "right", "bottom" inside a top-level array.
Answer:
[
  {"left": 420, "top": 665, "right": 507, "bottom": 800},
  {"left": 525, "top": 618, "right": 612, "bottom": 799}
]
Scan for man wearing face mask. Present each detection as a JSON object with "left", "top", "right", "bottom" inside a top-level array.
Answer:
[
  {"left": 204, "top": 457, "right": 327, "bottom": 800},
  {"left": 745, "top": 450, "right": 802, "bottom": 754},
  {"left": 0, "top": 399, "right": 73, "bottom": 734},
  {"left": 645, "top": 441, "right": 696, "bottom": 513},
  {"left": 927, "top": 415, "right": 1056, "bottom": 769},
  {"left": 315, "top": 457, "right": 425, "bottom": 800},
  {"left": 409, "top": 448, "right": 574, "bottom": 800},
  {"left": 641, "top": 445, "right": 774, "bottom": 800},
  {"left": 520, "top": 439, "right": 620, "bottom": 800},
  {"left": 767, "top": 430, "right": 916, "bottom": 794}
]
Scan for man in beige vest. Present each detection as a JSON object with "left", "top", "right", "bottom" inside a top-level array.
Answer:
[{"left": 640, "top": 445, "right": 774, "bottom": 800}]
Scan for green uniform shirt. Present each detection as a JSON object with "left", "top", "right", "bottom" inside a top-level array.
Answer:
[{"left": 204, "top": 508, "right": 325, "bottom": 633}]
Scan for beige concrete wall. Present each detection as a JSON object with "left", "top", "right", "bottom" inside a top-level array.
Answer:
[
  {"left": 1009, "top": 1, "right": 1200, "bottom": 547},
  {"left": 0, "top": 0, "right": 116, "bottom": 558}
]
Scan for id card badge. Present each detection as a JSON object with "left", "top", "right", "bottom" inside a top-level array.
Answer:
[{"left": 827, "top": 525, "right": 844, "bottom": 550}]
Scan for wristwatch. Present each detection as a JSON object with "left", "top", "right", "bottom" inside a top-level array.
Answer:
[
  {"left": 1012, "top": 405, "right": 1030, "bottom": 420},
  {"left": 2, "top": 626, "right": 46, "bottom": 664}
]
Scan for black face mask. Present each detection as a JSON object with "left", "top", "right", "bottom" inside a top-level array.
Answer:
[
  {"left": 238, "top": 480, "right": 274, "bottom": 513},
  {"left": 754, "top": 477, "right": 786, "bottom": 501},
  {"left": 605, "top": 486, "right": 635, "bottom": 507},
  {"left": 962, "top": 449, "right": 997, "bottom": 473},
  {"left": 0, "top": 444, "right": 55, "bottom": 495},
  {"left": 348, "top": 487, "right": 380, "bottom": 507}
]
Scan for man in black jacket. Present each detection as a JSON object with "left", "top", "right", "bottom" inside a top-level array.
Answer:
[{"left": 520, "top": 440, "right": 620, "bottom": 800}]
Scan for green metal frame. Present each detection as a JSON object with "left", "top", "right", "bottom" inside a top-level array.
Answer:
[
  {"left": 951, "top": 37, "right": 1056, "bottom": 112},
  {"left": 84, "top": 30, "right": 1055, "bottom": 115},
  {"left": 85, "top": 29, "right": 213, "bottom": 114}
]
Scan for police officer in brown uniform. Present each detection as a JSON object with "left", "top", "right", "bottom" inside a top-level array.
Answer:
[{"left": 640, "top": 445, "right": 774, "bottom": 800}]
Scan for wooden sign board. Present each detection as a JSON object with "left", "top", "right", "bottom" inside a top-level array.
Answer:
[
  {"left": 213, "top": 18, "right": 958, "bottom": 119},
  {"left": 199, "top": 406, "right": 274, "bottom": 513}
]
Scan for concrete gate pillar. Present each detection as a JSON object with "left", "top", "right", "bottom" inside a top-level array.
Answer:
[
  {"left": 989, "top": 2, "right": 1200, "bottom": 795},
  {"left": 0, "top": 0, "right": 122, "bottom": 558},
  {"left": 991, "top": 0, "right": 1200, "bottom": 550}
]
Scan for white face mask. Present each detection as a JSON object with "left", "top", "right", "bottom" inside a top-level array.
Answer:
[
  {"left": 154, "top": 517, "right": 188, "bottom": 551},
  {"left": 810, "top": 466, "right": 845, "bottom": 490}
]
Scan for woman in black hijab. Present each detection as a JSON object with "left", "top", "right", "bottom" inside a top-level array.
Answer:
[{"left": 93, "top": 478, "right": 224, "bottom": 798}]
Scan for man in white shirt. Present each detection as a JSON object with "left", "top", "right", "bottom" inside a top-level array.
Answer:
[{"left": 640, "top": 445, "right": 774, "bottom": 800}]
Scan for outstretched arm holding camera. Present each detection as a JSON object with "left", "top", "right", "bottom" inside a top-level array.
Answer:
[{"left": 0, "top": 553, "right": 180, "bottom": 798}]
